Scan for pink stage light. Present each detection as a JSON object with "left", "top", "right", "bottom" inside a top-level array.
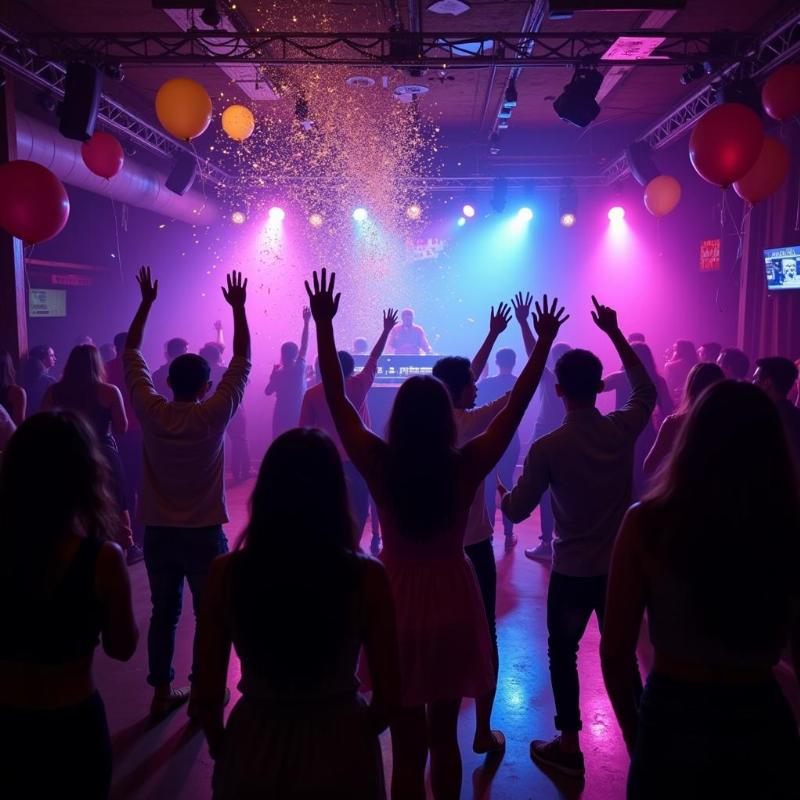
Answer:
[
  {"left": 462, "top": 204, "right": 476, "bottom": 218},
  {"left": 268, "top": 206, "right": 285, "bottom": 221},
  {"left": 608, "top": 206, "right": 625, "bottom": 222}
]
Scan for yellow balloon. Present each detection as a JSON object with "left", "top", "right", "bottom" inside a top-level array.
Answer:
[
  {"left": 155, "top": 78, "right": 213, "bottom": 141},
  {"left": 222, "top": 105, "right": 255, "bottom": 142},
  {"left": 643, "top": 175, "right": 682, "bottom": 217}
]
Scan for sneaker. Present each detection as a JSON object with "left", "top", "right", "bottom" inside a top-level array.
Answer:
[
  {"left": 150, "top": 686, "right": 191, "bottom": 719},
  {"left": 504, "top": 533, "right": 518, "bottom": 551},
  {"left": 126, "top": 545, "right": 144, "bottom": 566},
  {"left": 530, "top": 736, "right": 585, "bottom": 778},
  {"left": 525, "top": 542, "right": 552, "bottom": 562},
  {"left": 370, "top": 535, "right": 381, "bottom": 556}
]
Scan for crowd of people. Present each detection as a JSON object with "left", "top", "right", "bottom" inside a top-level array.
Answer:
[{"left": 1, "top": 265, "right": 799, "bottom": 800}]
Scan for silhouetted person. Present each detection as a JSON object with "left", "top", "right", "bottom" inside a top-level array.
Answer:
[
  {"left": 628, "top": 332, "right": 645, "bottom": 344},
  {"left": 300, "top": 310, "right": 397, "bottom": 541},
  {"left": 500, "top": 297, "right": 656, "bottom": 778},
  {"left": 22, "top": 345, "right": 56, "bottom": 415},
  {"left": 0, "top": 350, "right": 26, "bottom": 425},
  {"left": 123, "top": 267, "right": 250, "bottom": 718},
  {"left": 644, "top": 362, "right": 724, "bottom": 477},
  {"left": 353, "top": 337, "right": 369, "bottom": 355},
  {"left": 753, "top": 356, "right": 800, "bottom": 463},
  {"left": 152, "top": 337, "right": 189, "bottom": 398},
  {"left": 697, "top": 341, "right": 721, "bottom": 364},
  {"left": 99, "top": 343, "right": 116, "bottom": 363},
  {"left": 717, "top": 346, "right": 750, "bottom": 381},
  {"left": 195, "top": 428, "right": 401, "bottom": 798},
  {"left": 601, "top": 382, "right": 800, "bottom": 799},
  {"left": 665, "top": 340, "right": 698, "bottom": 402},
  {"left": 0, "top": 403, "right": 15, "bottom": 449},
  {"left": 309, "top": 269, "right": 565, "bottom": 799},
  {"left": 0, "top": 412, "right": 138, "bottom": 799},
  {"left": 388, "top": 307, "right": 433, "bottom": 355},
  {"left": 265, "top": 307, "right": 310, "bottom": 440}
]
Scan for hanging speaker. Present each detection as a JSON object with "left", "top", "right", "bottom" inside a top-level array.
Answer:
[
  {"left": 625, "top": 140, "right": 659, "bottom": 187},
  {"left": 165, "top": 152, "right": 197, "bottom": 195},
  {"left": 58, "top": 63, "right": 102, "bottom": 141}
]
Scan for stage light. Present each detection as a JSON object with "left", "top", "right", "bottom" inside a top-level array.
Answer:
[
  {"left": 200, "top": 1, "right": 222, "bottom": 28},
  {"left": 559, "top": 183, "right": 578, "bottom": 227},
  {"left": 553, "top": 68, "right": 603, "bottom": 128},
  {"left": 517, "top": 207, "right": 533, "bottom": 222},
  {"left": 608, "top": 206, "right": 625, "bottom": 222},
  {"left": 457, "top": 216, "right": 466, "bottom": 227},
  {"left": 352, "top": 207, "right": 368, "bottom": 222},
  {"left": 503, "top": 78, "right": 518, "bottom": 109},
  {"left": 560, "top": 212, "right": 576, "bottom": 227},
  {"left": 490, "top": 177, "right": 507, "bottom": 213},
  {"left": 268, "top": 206, "right": 285, "bottom": 221},
  {"left": 309, "top": 213, "right": 323, "bottom": 227},
  {"left": 406, "top": 204, "right": 422, "bottom": 220},
  {"left": 462, "top": 203, "right": 475, "bottom": 218},
  {"left": 231, "top": 211, "right": 246, "bottom": 224}
]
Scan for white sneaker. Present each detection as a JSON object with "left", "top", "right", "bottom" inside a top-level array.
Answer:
[{"left": 525, "top": 542, "right": 552, "bottom": 561}]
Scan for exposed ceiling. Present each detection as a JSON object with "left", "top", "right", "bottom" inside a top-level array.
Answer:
[{"left": 2, "top": 0, "right": 795, "bottom": 176}]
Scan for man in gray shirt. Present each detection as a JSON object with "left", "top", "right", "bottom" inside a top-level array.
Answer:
[{"left": 500, "top": 297, "right": 656, "bottom": 778}]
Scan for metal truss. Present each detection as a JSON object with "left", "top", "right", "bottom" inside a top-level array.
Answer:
[
  {"left": 247, "top": 175, "right": 607, "bottom": 190},
  {"left": 0, "top": 25, "right": 232, "bottom": 186},
  {"left": 22, "top": 30, "right": 750, "bottom": 68},
  {"left": 603, "top": 8, "right": 800, "bottom": 184}
]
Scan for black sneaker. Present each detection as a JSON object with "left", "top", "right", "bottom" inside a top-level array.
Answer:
[
  {"left": 530, "top": 736, "right": 585, "bottom": 778},
  {"left": 126, "top": 545, "right": 144, "bottom": 566}
]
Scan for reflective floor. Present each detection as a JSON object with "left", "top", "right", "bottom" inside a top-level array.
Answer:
[{"left": 98, "top": 477, "right": 799, "bottom": 799}]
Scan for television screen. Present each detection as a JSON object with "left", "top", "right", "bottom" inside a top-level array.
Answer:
[
  {"left": 764, "top": 246, "right": 800, "bottom": 291},
  {"left": 29, "top": 288, "right": 67, "bottom": 317}
]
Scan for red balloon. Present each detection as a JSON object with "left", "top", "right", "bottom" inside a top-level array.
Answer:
[
  {"left": 0, "top": 160, "right": 70, "bottom": 244},
  {"left": 81, "top": 131, "right": 124, "bottom": 179},
  {"left": 762, "top": 64, "right": 800, "bottom": 122},
  {"left": 689, "top": 103, "right": 764, "bottom": 188},
  {"left": 733, "top": 136, "right": 791, "bottom": 204}
]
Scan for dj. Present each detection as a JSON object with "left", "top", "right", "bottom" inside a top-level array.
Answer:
[{"left": 388, "top": 308, "right": 433, "bottom": 355}]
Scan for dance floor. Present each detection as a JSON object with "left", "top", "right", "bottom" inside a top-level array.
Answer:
[{"left": 96, "top": 477, "right": 799, "bottom": 800}]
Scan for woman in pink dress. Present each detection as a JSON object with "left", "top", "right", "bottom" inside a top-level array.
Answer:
[{"left": 307, "top": 270, "right": 567, "bottom": 799}]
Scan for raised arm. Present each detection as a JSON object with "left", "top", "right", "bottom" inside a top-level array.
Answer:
[
  {"left": 298, "top": 306, "right": 311, "bottom": 362},
  {"left": 306, "top": 269, "right": 383, "bottom": 474},
  {"left": 125, "top": 266, "right": 158, "bottom": 351},
  {"left": 512, "top": 291, "right": 536, "bottom": 358},
  {"left": 213, "top": 319, "right": 225, "bottom": 353},
  {"left": 470, "top": 302, "right": 511, "bottom": 380},
  {"left": 367, "top": 308, "right": 399, "bottom": 367},
  {"left": 461, "top": 296, "right": 568, "bottom": 479},
  {"left": 222, "top": 272, "right": 250, "bottom": 360}
]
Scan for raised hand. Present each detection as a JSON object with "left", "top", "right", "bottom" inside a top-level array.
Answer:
[
  {"left": 222, "top": 271, "right": 247, "bottom": 308},
  {"left": 532, "top": 295, "right": 569, "bottom": 341},
  {"left": 271, "top": 363, "right": 280, "bottom": 377},
  {"left": 590, "top": 295, "right": 619, "bottom": 334},
  {"left": 213, "top": 319, "right": 222, "bottom": 332},
  {"left": 136, "top": 266, "right": 158, "bottom": 304},
  {"left": 302, "top": 306, "right": 312, "bottom": 324},
  {"left": 489, "top": 302, "right": 512, "bottom": 336},
  {"left": 383, "top": 308, "right": 399, "bottom": 333},
  {"left": 511, "top": 291, "right": 533, "bottom": 324},
  {"left": 304, "top": 268, "right": 340, "bottom": 322}
]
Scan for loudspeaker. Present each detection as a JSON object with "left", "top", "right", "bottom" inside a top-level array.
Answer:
[
  {"left": 58, "top": 63, "right": 102, "bottom": 141},
  {"left": 626, "top": 140, "right": 659, "bottom": 186},
  {"left": 165, "top": 152, "right": 197, "bottom": 195}
]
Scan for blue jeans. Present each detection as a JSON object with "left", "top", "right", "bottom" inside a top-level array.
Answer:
[{"left": 144, "top": 525, "right": 229, "bottom": 687}]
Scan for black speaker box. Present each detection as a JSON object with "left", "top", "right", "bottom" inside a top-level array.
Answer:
[
  {"left": 165, "top": 152, "right": 198, "bottom": 195},
  {"left": 58, "top": 63, "right": 102, "bottom": 141}
]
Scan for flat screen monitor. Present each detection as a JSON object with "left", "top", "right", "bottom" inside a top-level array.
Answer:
[
  {"left": 764, "top": 246, "right": 800, "bottom": 291},
  {"left": 29, "top": 288, "right": 67, "bottom": 317}
]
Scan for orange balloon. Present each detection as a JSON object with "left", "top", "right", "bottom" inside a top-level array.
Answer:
[
  {"left": 733, "top": 136, "right": 790, "bottom": 205},
  {"left": 689, "top": 103, "right": 764, "bottom": 188},
  {"left": 155, "top": 78, "right": 213, "bottom": 141},
  {"left": 762, "top": 64, "right": 800, "bottom": 122},
  {"left": 644, "top": 175, "right": 682, "bottom": 217}
]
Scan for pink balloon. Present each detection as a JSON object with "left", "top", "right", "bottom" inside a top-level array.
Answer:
[
  {"left": 81, "top": 131, "right": 125, "bottom": 179},
  {"left": 689, "top": 103, "right": 764, "bottom": 188},
  {"left": 0, "top": 160, "right": 70, "bottom": 244},
  {"left": 762, "top": 64, "right": 800, "bottom": 122},
  {"left": 733, "top": 136, "right": 791, "bottom": 204}
]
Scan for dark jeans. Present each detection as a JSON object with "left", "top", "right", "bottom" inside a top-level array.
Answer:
[
  {"left": 343, "top": 460, "right": 370, "bottom": 536},
  {"left": 465, "top": 537, "right": 498, "bottom": 669},
  {"left": 484, "top": 436, "right": 520, "bottom": 536},
  {"left": 227, "top": 410, "right": 251, "bottom": 481},
  {"left": 539, "top": 489, "right": 554, "bottom": 545},
  {"left": 144, "top": 525, "right": 229, "bottom": 687},
  {"left": 547, "top": 571, "right": 641, "bottom": 732},
  {"left": 0, "top": 692, "right": 111, "bottom": 799},
  {"left": 629, "top": 673, "right": 800, "bottom": 799}
]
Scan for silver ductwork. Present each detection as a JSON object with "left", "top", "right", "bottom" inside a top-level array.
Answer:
[{"left": 14, "top": 113, "right": 218, "bottom": 225}]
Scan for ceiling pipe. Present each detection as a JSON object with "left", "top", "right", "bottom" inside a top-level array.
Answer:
[{"left": 14, "top": 112, "right": 218, "bottom": 225}]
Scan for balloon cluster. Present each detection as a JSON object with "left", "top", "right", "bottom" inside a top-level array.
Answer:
[{"left": 688, "top": 63, "right": 799, "bottom": 204}]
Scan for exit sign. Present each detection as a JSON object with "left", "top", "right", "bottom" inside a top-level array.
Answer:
[{"left": 700, "top": 239, "right": 721, "bottom": 272}]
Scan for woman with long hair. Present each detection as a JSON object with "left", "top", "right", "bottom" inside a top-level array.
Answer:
[
  {"left": 307, "top": 270, "right": 566, "bottom": 799},
  {"left": 0, "top": 350, "right": 26, "bottom": 425},
  {"left": 42, "top": 345, "right": 131, "bottom": 543},
  {"left": 601, "top": 381, "right": 800, "bottom": 798},
  {"left": 0, "top": 412, "right": 138, "bottom": 798},
  {"left": 664, "top": 339, "right": 698, "bottom": 401},
  {"left": 195, "top": 427, "right": 400, "bottom": 799},
  {"left": 643, "top": 361, "right": 724, "bottom": 477}
]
